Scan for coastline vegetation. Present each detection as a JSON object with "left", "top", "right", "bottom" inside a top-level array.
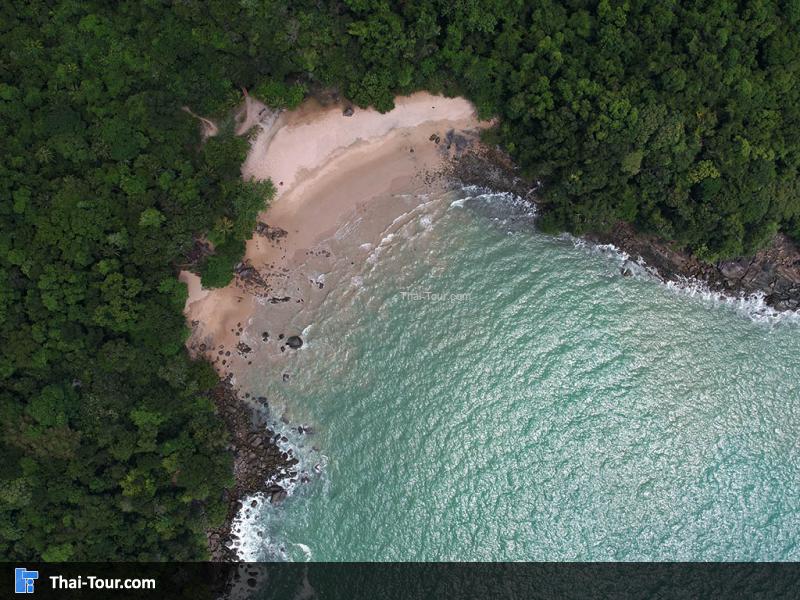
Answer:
[{"left": 1, "top": 0, "right": 798, "bottom": 559}]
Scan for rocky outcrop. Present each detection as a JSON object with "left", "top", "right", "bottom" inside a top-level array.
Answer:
[
  {"left": 448, "top": 145, "right": 539, "bottom": 203},
  {"left": 206, "top": 379, "right": 294, "bottom": 561},
  {"left": 587, "top": 223, "right": 800, "bottom": 311},
  {"left": 452, "top": 146, "right": 800, "bottom": 312}
]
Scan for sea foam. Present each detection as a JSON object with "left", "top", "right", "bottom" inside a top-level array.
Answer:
[{"left": 563, "top": 233, "right": 800, "bottom": 325}]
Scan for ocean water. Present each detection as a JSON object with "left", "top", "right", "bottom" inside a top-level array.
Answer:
[{"left": 233, "top": 188, "right": 800, "bottom": 562}]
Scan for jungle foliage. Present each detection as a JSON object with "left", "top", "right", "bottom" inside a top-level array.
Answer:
[{"left": 2, "top": 0, "right": 798, "bottom": 559}]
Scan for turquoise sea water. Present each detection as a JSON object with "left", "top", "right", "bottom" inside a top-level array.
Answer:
[{"left": 234, "top": 189, "right": 800, "bottom": 561}]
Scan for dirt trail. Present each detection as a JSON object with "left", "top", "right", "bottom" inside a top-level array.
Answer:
[{"left": 181, "top": 106, "right": 219, "bottom": 138}]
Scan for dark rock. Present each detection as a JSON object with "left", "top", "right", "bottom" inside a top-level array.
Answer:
[
  {"left": 449, "top": 144, "right": 538, "bottom": 202},
  {"left": 204, "top": 379, "right": 293, "bottom": 562},
  {"left": 282, "top": 373, "right": 290, "bottom": 382},
  {"left": 255, "top": 222, "right": 288, "bottom": 241},
  {"left": 343, "top": 106, "right": 354, "bottom": 117},
  {"left": 286, "top": 335, "right": 303, "bottom": 349},
  {"left": 586, "top": 224, "right": 800, "bottom": 312}
]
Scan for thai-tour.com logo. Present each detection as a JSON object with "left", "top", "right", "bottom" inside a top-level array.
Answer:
[
  {"left": 15, "top": 568, "right": 38, "bottom": 594},
  {"left": 14, "top": 567, "right": 156, "bottom": 594}
]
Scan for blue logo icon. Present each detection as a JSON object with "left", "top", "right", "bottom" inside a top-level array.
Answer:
[{"left": 15, "top": 568, "right": 38, "bottom": 594}]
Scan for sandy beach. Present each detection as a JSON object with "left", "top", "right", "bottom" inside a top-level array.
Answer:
[{"left": 180, "top": 92, "right": 487, "bottom": 375}]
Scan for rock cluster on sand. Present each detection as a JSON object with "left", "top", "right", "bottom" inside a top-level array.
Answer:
[{"left": 255, "top": 221, "right": 288, "bottom": 241}]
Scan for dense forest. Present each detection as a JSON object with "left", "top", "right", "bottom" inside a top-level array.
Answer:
[{"left": 1, "top": 0, "right": 798, "bottom": 559}]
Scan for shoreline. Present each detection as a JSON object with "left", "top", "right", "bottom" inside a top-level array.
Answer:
[
  {"left": 182, "top": 92, "right": 489, "bottom": 378},
  {"left": 188, "top": 92, "right": 799, "bottom": 561},
  {"left": 205, "top": 378, "right": 294, "bottom": 561},
  {"left": 185, "top": 90, "right": 799, "bottom": 381},
  {"left": 585, "top": 225, "right": 800, "bottom": 313},
  {"left": 450, "top": 146, "right": 800, "bottom": 313},
  {"left": 181, "top": 92, "right": 489, "bottom": 559}
]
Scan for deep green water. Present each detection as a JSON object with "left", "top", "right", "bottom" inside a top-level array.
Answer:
[{"left": 234, "top": 189, "right": 800, "bottom": 561}]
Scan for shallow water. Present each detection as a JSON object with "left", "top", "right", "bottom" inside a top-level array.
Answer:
[{"left": 234, "top": 189, "right": 800, "bottom": 561}]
